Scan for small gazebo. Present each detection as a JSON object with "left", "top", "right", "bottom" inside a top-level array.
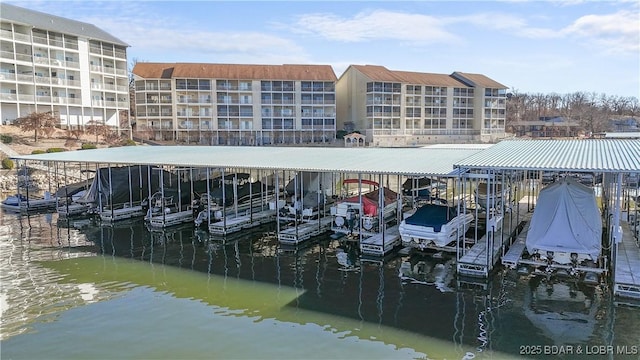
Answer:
[{"left": 343, "top": 132, "right": 366, "bottom": 147}]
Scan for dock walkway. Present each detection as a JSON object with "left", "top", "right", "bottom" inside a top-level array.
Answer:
[{"left": 614, "top": 221, "right": 640, "bottom": 301}]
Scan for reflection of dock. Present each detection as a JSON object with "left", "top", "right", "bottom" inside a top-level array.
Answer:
[
  {"left": 614, "top": 220, "right": 640, "bottom": 302},
  {"left": 278, "top": 217, "right": 332, "bottom": 245},
  {"left": 209, "top": 209, "right": 276, "bottom": 236}
]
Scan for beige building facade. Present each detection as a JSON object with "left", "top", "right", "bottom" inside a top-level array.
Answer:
[
  {"left": 336, "top": 65, "right": 507, "bottom": 146},
  {"left": 133, "top": 63, "right": 338, "bottom": 146}
]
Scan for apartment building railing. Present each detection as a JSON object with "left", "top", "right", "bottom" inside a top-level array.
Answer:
[
  {"left": 366, "top": 111, "right": 401, "bottom": 117},
  {"left": 216, "top": 85, "right": 252, "bottom": 91},
  {"left": 138, "top": 84, "right": 172, "bottom": 91},
  {"left": 15, "top": 32, "right": 31, "bottom": 43},
  {"left": 369, "top": 128, "right": 481, "bottom": 136},
  {"left": 300, "top": 100, "right": 335, "bottom": 105},
  {"left": 90, "top": 65, "right": 127, "bottom": 76},
  {"left": 177, "top": 98, "right": 212, "bottom": 104},
  {"left": 480, "top": 128, "right": 506, "bottom": 135},
  {"left": 260, "top": 99, "right": 295, "bottom": 105},
  {"left": 301, "top": 86, "right": 335, "bottom": 92}
]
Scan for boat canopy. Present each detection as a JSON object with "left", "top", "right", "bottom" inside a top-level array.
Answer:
[
  {"left": 525, "top": 177, "right": 602, "bottom": 259},
  {"left": 342, "top": 187, "right": 397, "bottom": 216}
]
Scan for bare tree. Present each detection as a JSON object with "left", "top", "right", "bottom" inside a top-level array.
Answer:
[
  {"left": 85, "top": 120, "right": 111, "bottom": 144},
  {"left": 14, "top": 111, "right": 58, "bottom": 142}
]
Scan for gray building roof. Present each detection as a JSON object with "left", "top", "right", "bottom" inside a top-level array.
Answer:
[
  {"left": 10, "top": 146, "right": 486, "bottom": 177},
  {"left": 1, "top": 3, "right": 128, "bottom": 47},
  {"left": 454, "top": 139, "right": 640, "bottom": 172}
]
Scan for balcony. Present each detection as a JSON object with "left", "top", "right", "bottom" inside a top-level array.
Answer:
[
  {"left": 34, "top": 76, "right": 50, "bottom": 84},
  {"left": 32, "top": 35, "right": 47, "bottom": 45},
  {"left": 16, "top": 74, "right": 33, "bottom": 84},
  {"left": 15, "top": 53, "right": 32, "bottom": 62},
  {"left": 18, "top": 94, "right": 35, "bottom": 102},
  {"left": 114, "top": 49, "right": 126, "bottom": 59},
  {"left": 0, "top": 93, "right": 17, "bottom": 101},
  {"left": 0, "top": 50, "right": 14, "bottom": 60},
  {"left": 0, "top": 72, "right": 15, "bottom": 81},
  {"left": 49, "top": 39, "right": 64, "bottom": 48}
]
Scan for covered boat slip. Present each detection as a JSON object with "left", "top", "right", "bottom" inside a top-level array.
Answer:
[
  {"left": 457, "top": 196, "right": 534, "bottom": 278},
  {"left": 454, "top": 139, "right": 640, "bottom": 301},
  {"left": 9, "top": 140, "right": 640, "bottom": 297},
  {"left": 10, "top": 145, "right": 478, "bottom": 250}
]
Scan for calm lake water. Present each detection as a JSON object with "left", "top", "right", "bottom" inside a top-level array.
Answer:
[{"left": 1, "top": 209, "right": 639, "bottom": 359}]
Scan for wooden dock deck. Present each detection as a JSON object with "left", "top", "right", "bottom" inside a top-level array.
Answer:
[
  {"left": 501, "top": 221, "right": 530, "bottom": 268},
  {"left": 457, "top": 197, "right": 533, "bottom": 278},
  {"left": 278, "top": 217, "right": 332, "bottom": 245},
  {"left": 209, "top": 209, "right": 276, "bottom": 236},
  {"left": 147, "top": 210, "right": 194, "bottom": 228},
  {"left": 457, "top": 223, "right": 509, "bottom": 278},
  {"left": 100, "top": 205, "right": 145, "bottom": 222},
  {"left": 614, "top": 220, "right": 640, "bottom": 302},
  {"left": 360, "top": 225, "right": 401, "bottom": 257}
]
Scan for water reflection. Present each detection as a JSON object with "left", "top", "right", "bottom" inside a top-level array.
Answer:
[
  {"left": 0, "top": 212, "right": 110, "bottom": 340},
  {"left": 2, "top": 210, "right": 640, "bottom": 359},
  {"left": 523, "top": 277, "right": 599, "bottom": 345}
]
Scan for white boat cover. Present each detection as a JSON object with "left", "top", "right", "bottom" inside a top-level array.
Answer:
[{"left": 526, "top": 177, "right": 602, "bottom": 259}]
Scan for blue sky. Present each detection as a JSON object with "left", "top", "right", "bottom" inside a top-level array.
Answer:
[{"left": 9, "top": 0, "right": 640, "bottom": 98}]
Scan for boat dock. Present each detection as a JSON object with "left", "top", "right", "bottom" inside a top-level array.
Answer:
[
  {"left": 501, "top": 223, "right": 529, "bottom": 269},
  {"left": 208, "top": 209, "right": 276, "bottom": 236},
  {"left": 100, "top": 205, "right": 145, "bottom": 222},
  {"left": 1, "top": 196, "right": 59, "bottom": 213},
  {"left": 57, "top": 203, "right": 91, "bottom": 217},
  {"left": 458, "top": 200, "right": 531, "bottom": 278},
  {"left": 614, "top": 220, "right": 640, "bottom": 302},
  {"left": 8, "top": 140, "right": 640, "bottom": 302},
  {"left": 278, "top": 217, "right": 332, "bottom": 245},
  {"left": 147, "top": 210, "right": 194, "bottom": 228},
  {"left": 360, "top": 225, "right": 401, "bottom": 257},
  {"left": 457, "top": 219, "right": 511, "bottom": 278}
]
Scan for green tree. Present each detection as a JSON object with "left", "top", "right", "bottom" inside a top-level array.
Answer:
[{"left": 14, "top": 111, "right": 58, "bottom": 142}]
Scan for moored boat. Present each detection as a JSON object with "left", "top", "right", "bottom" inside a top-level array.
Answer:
[
  {"left": 522, "top": 177, "right": 603, "bottom": 278},
  {"left": 399, "top": 203, "right": 473, "bottom": 250},
  {"left": 330, "top": 179, "right": 398, "bottom": 236}
]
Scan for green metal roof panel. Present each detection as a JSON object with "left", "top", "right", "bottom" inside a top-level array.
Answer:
[
  {"left": 11, "top": 146, "right": 486, "bottom": 177},
  {"left": 454, "top": 139, "right": 640, "bottom": 172}
]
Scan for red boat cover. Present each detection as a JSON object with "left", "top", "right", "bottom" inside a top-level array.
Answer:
[{"left": 342, "top": 188, "right": 397, "bottom": 216}]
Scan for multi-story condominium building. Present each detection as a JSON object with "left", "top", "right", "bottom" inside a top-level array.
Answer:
[
  {"left": 336, "top": 65, "right": 507, "bottom": 146},
  {"left": 0, "top": 3, "right": 129, "bottom": 130},
  {"left": 132, "top": 63, "right": 337, "bottom": 145}
]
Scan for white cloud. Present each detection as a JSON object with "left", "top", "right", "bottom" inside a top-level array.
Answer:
[
  {"left": 561, "top": 10, "right": 640, "bottom": 53},
  {"left": 83, "top": 13, "right": 310, "bottom": 63},
  {"left": 288, "top": 10, "right": 458, "bottom": 43}
]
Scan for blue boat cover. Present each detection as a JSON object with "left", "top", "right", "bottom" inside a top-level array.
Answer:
[{"left": 404, "top": 204, "right": 457, "bottom": 232}]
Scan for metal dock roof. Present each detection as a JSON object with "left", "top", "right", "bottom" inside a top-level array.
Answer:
[
  {"left": 454, "top": 139, "right": 640, "bottom": 172},
  {"left": 11, "top": 146, "right": 487, "bottom": 177}
]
